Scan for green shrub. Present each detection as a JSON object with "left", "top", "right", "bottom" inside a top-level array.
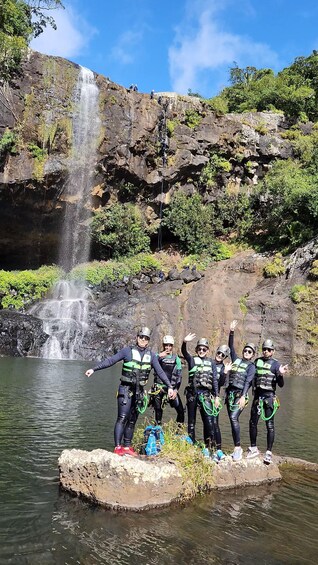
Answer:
[
  {"left": 166, "top": 119, "right": 178, "bottom": 137},
  {"left": 309, "top": 259, "right": 318, "bottom": 280},
  {"left": 239, "top": 295, "right": 248, "bottom": 315},
  {"left": 290, "top": 284, "right": 308, "bottom": 304},
  {"left": 250, "top": 159, "right": 318, "bottom": 252},
  {"left": 91, "top": 203, "right": 151, "bottom": 259},
  {"left": 263, "top": 254, "right": 285, "bottom": 278},
  {"left": 27, "top": 143, "right": 47, "bottom": 160},
  {"left": 200, "top": 153, "right": 232, "bottom": 188},
  {"left": 207, "top": 95, "right": 228, "bottom": 114},
  {"left": 184, "top": 109, "right": 202, "bottom": 129},
  {"left": 163, "top": 192, "right": 215, "bottom": 254},
  {"left": 69, "top": 253, "right": 161, "bottom": 285},
  {"left": 0, "top": 130, "right": 18, "bottom": 155},
  {"left": 0, "top": 265, "right": 62, "bottom": 310}
]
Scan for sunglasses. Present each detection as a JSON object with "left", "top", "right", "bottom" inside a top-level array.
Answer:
[
  {"left": 243, "top": 348, "right": 253, "bottom": 354},
  {"left": 164, "top": 343, "right": 173, "bottom": 347},
  {"left": 216, "top": 351, "right": 226, "bottom": 358},
  {"left": 139, "top": 335, "right": 150, "bottom": 341},
  {"left": 262, "top": 347, "right": 273, "bottom": 352},
  {"left": 198, "top": 347, "right": 208, "bottom": 352}
]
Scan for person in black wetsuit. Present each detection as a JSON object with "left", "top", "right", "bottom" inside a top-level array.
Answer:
[
  {"left": 182, "top": 333, "right": 220, "bottom": 450},
  {"left": 211, "top": 344, "right": 231, "bottom": 462},
  {"left": 151, "top": 335, "right": 184, "bottom": 425},
  {"left": 227, "top": 320, "right": 256, "bottom": 461},
  {"left": 85, "top": 327, "right": 173, "bottom": 457},
  {"left": 247, "top": 339, "right": 288, "bottom": 465}
]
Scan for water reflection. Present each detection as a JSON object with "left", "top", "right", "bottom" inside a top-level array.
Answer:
[{"left": 0, "top": 358, "right": 317, "bottom": 564}]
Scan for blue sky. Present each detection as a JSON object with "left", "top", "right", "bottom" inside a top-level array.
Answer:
[{"left": 31, "top": 0, "right": 318, "bottom": 98}]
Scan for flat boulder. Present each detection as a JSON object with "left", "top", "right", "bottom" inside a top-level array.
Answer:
[{"left": 58, "top": 449, "right": 281, "bottom": 511}]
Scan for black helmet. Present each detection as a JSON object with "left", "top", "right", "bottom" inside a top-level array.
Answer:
[
  {"left": 216, "top": 344, "right": 230, "bottom": 357},
  {"left": 243, "top": 342, "right": 256, "bottom": 354},
  {"left": 196, "top": 338, "right": 209, "bottom": 348},
  {"left": 137, "top": 326, "right": 151, "bottom": 338},
  {"left": 262, "top": 339, "right": 275, "bottom": 350}
]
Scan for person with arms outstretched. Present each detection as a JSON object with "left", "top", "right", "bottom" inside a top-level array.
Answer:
[{"left": 85, "top": 327, "right": 174, "bottom": 457}]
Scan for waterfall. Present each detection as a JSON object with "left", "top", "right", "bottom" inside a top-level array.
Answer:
[{"left": 31, "top": 67, "right": 100, "bottom": 359}]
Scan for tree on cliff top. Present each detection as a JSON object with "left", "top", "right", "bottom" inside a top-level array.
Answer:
[
  {"left": 210, "top": 53, "right": 318, "bottom": 121},
  {"left": 0, "top": 0, "right": 63, "bottom": 83}
]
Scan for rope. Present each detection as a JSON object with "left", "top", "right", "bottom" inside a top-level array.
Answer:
[
  {"left": 228, "top": 391, "right": 249, "bottom": 411},
  {"left": 137, "top": 391, "right": 149, "bottom": 414},
  {"left": 198, "top": 393, "right": 222, "bottom": 416},
  {"left": 259, "top": 396, "right": 280, "bottom": 421},
  {"left": 157, "top": 101, "right": 168, "bottom": 251}
]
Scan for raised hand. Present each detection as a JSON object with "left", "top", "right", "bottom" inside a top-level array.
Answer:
[
  {"left": 184, "top": 332, "right": 196, "bottom": 342},
  {"left": 85, "top": 369, "right": 94, "bottom": 377},
  {"left": 230, "top": 320, "right": 238, "bottom": 332},
  {"left": 224, "top": 361, "right": 232, "bottom": 374},
  {"left": 279, "top": 364, "right": 289, "bottom": 375}
]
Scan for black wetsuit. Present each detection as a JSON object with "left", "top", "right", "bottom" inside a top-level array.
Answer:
[
  {"left": 152, "top": 353, "right": 184, "bottom": 425},
  {"left": 227, "top": 331, "right": 255, "bottom": 447},
  {"left": 182, "top": 342, "right": 218, "bottom": 447},
  {"left": 249, "top": 356, "right": 284, "bottom": 452},
  {"left": 92, "top": 345, "right": 171, "bottom": 447},
  {"left": 212, "top": 362, "right": 226, "bottom": 450}
]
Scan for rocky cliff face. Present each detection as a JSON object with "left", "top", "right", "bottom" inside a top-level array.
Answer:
[
  {"left": 2, "top": 245, "right": 317, "bottom": 374},
  {"left": 0, "top": 50, "right": 293, "bottom": 268}
]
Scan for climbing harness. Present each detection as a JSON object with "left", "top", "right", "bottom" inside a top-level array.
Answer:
[
  {"left": 258, "top": 396, "right": 280, "bottom": 421},
  {"left": 137, "top": 390, "right": 149, "bottom": 414},
  {"left": 198, "top": 394, "right": 222, "bottom": 417},
  {"left": 148, "top": 383, "right": 168, "bottom": 409},
  {"left": 228, "top": 390, "right": 249, "bottom": 411}
]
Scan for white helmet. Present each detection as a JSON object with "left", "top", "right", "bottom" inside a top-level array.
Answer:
[
  {"left": 137, "top": 327, "right": 151, "bottom": 338},
  {"left": 163, "top": 335, "right": 174, "bottom": 345}
]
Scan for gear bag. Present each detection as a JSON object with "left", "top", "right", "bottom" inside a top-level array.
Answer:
[{"left": 144, "top": 425, "right": 164, "bottom": 456}]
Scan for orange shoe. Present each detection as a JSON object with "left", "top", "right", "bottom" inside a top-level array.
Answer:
[
  {"left": 114, "top": 445, "right": 124, "bottom": 456},
  {"left": 122, "top": 446, "right": 138, "bottom": 457}
]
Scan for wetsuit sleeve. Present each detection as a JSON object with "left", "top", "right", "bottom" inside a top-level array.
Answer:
[
  {"left": 218, "top": 365, "right": 226, "bottom": 388},
  {"left": 92, "top": 346, "right": 130, "bottom": 371},
  {"left": 272, "top": 360, "right": 285, "bottom": 388},
  {"left": 172, "top": 355, "right": 183, "bottom": 389},
  {"left": 151, "top": 353, "right": 172, "bottom": 388},
  {"left": 228, "top": 331, "right": 238, "bottom": 362},
  {"left": 212, "top": 360, "right": 219, "bottom": 396},
  {"left": 242, "top": 363, "right": 256, "bottom": 396},
  {"left": 181, "top": 341, "right": 194, "bottom": 368}
]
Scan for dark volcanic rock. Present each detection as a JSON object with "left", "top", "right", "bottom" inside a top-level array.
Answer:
[
  {"left": 0, "top": 51, "right": 294, "bottom": 269},
  {"left": 0, "top": 310, "right": 48, "bottom": 356}
]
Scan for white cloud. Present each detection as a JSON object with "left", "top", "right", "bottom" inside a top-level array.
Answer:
[
  {"left": 30, "top": 4, "right": 97, "bottom": 58},
  {"left": 169, "top": 0, "right": 278, "bottom": 95},
  {"left": 111, "top": 30, "right": 144, "bottom": 65}
]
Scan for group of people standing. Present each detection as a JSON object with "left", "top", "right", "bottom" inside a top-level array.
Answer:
[{"left": 85, "top": 321, "right": 288, "bottom": 465}]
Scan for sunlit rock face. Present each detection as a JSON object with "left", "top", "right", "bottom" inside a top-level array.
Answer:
[
  {"left": 0, "top": 51, "right": 293, "bottom": 269},
  {"left": 58, "top": 448, "right": 281, "bottom": 511}
]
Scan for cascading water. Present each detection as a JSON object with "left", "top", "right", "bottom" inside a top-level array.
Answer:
[{"left": 31, "top": 67, "right": 100, "bottom": 359}]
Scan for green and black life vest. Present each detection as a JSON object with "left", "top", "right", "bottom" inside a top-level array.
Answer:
[
  {"left": 255, "top": 358, "right": 277, "bottom": 391},
  {"left": 188, "top": 356, "right": 214, "bottom": 390},
  {"left": 121, "top": 347, "right": 152, "bottom": 386},
  {"left": 215, "top": 363, "right": 222, "bottom": 381},
  {"left": 228, "top": 358, "right": 251, "bottom": 390}
]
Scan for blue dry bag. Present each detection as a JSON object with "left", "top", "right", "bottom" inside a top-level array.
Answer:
[{"left": 144, "top": 425, "right": 164, "bottom": 456}]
